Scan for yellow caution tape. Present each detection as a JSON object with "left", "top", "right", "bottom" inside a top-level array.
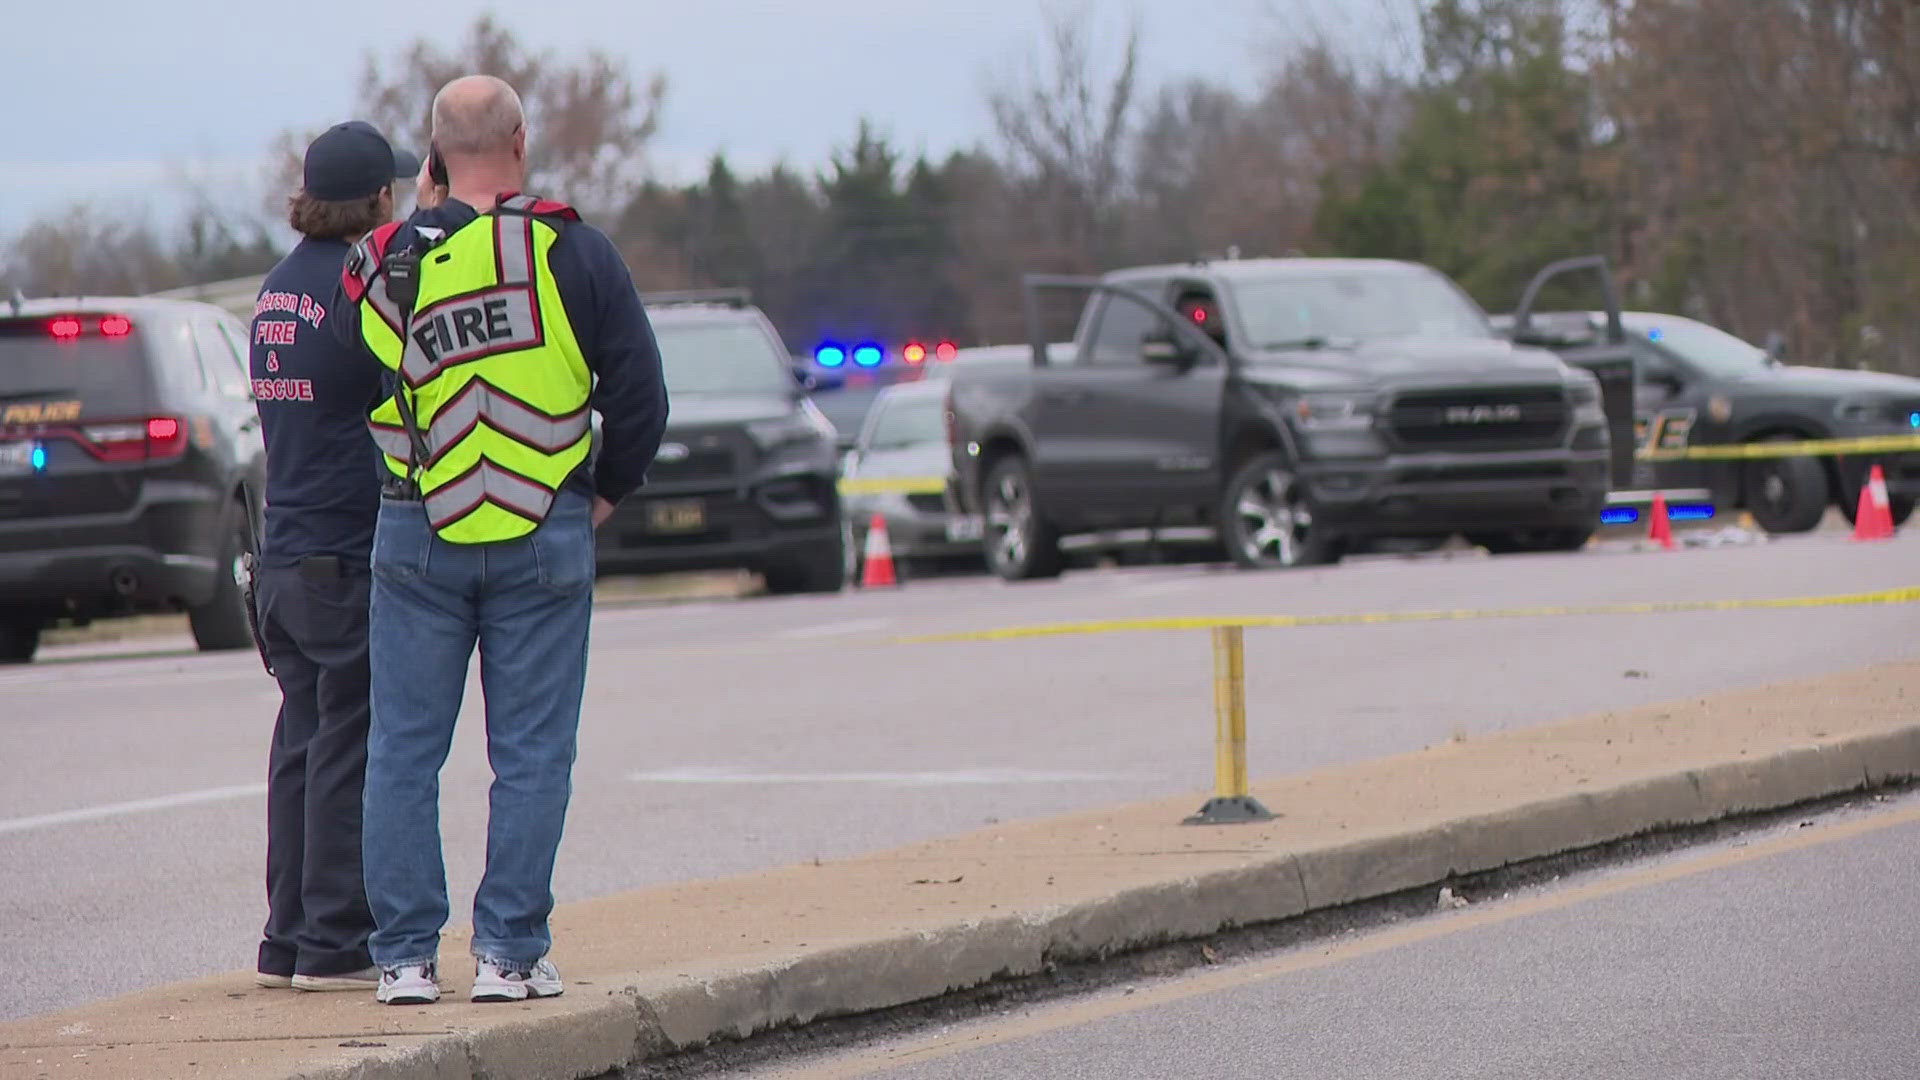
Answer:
[
  {"left": 894, "top": 586, "right": 1920, "bottom": 645},
  {"left": 838, "top": 475, "right": 950, "bottom": 496},
  {"left": 833, "top": 435, "right": 1920, "bottom": 491},
  {"left": 1639, "top": 433, "right": 1920, "bottom": 462}
]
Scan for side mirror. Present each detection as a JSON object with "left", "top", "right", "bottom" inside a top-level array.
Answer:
[
  {"left": 1142, "top": 334, "right": 1191, "bottom": 367},
  {"left": 796, "top": 367, "right": 844, "bottom": 393}
]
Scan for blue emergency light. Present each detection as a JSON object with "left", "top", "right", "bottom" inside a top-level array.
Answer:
[
  {"left": 852, "top": 343, "right": 884, "bottom": 368},
  {"left": 1909, "top": 411, "right": 1919, "bottom": 429},
  {"left": 30, "top": 443, "right": 47, "bottom": 472},
  {"left": 1667, "top": 503, "right": 1716, "bottom": 522},
  {"left": 1600, "top": 506, "right": 1639, "bottom": 525},
  {"left": 815, "top": 344, "right": 847, "bottom": 368}
]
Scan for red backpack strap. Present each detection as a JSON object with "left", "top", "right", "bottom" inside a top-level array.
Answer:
[
  {"left": 341, "top": 221, "right": 405, "bottom": 302},
  {"left": 494, "top": 193, "right": 582, "bottom": 223}
]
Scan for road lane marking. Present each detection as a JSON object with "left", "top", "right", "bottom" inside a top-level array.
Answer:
[
  {"left": 628, "top": 767, "right": 1142, "bottom": 786},
  {"left": 762, "top": 799, "right": 1920, "bottom": 1078},
  {"left": 892, "top": 584, "right": 1920, "bottom": 645},
  {"left": 776, "top": 618, "right": 894, "bottom": 641},
  {"left": 0, "top": 783, "right": 267, "bottom": 836}
]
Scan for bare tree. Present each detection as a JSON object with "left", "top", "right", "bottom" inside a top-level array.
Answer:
[
  {"left": 265, "top": 14, "right": 666, "bottom": 220},
  {"left": 985, "top": 3, "right": 1142, "bottom": 270},
  {"left": 1598, "top": 0, "right": 1920, "bottom": 370},
  {"left": 1, "top": 204, "right": 185, "bottom": 298}
]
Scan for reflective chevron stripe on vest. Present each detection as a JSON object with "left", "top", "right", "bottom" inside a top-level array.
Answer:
[{"left": 348, "top": 195, "right": 593, "bottom": 545}]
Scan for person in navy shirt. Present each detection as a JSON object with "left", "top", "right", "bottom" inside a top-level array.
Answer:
[{"left": 248, "top": 120, "right": 419, "bottom": 994}]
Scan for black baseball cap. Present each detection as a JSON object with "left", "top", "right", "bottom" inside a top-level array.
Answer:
[{"left": 302, "top": 120, "right": 421, "bottom": 201}]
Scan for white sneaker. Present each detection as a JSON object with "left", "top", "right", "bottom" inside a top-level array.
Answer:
[
  {"left": 376, "top": 963, "right": 440, "bottom": 1005},
  {"left": 292, "top": 966, "right": 380, "bottom": 992},
  {"left": 470, "top": 958, "right": 563, "bottom": 1002}
]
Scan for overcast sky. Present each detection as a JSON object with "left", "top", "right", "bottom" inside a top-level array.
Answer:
[{"left": 0, "top": 0, "right": 1406, "bottom": 236}]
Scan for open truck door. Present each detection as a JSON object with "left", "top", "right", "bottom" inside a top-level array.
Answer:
[{"left": 1507, "top": 256, "right": 1640, "bottom": 494}]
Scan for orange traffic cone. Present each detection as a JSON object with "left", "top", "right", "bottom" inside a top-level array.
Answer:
[
  {"left": 860, "top": 513, "right": 898, "bottom": 587},
  {"left": 1853, "top": 464, "right": 1896, "bottom": 542},
  {"left": 1648, "top": 492, "right": 1675, "bottom": 550}
]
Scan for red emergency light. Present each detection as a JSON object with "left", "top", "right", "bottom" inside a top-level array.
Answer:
[
  {"left": 46, "top": 315, "right": 134, "bottom": 340},
  {"left": 934, "top": 341, "right": 958, "bottom": 362},
  {"left": 903, "top": 343, "right": 927, "bottom": 364}
]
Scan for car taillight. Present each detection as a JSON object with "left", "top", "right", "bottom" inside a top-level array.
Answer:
[
  {"left": 77, "top": 416, "right": 188, "bottom": 461},
  {"left": 49, "top": 317, "right": 82, "bottom": 340},
  {"left": 100, "top": 315, "right": 133, "bottom": 337}
]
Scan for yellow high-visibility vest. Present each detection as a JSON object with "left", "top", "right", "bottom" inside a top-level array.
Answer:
[{"left": 346, "top": 195, "right": 592, "bottom": 544}]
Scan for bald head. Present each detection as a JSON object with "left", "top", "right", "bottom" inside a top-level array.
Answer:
[{"left": 431, "top": 75, "right": 525, "bottom": 156}]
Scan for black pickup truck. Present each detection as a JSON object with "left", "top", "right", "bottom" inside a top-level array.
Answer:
[
  {"left": 944, "top": 256, "right": 1632, "bottom": 579},
  {"left": 1498, "top": 308, "right": 1920, "bottom": 533}
]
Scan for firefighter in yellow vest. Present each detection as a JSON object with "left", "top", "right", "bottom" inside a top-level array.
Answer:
[{"left": 330, "top": 74, "right": 668, "bottom": 1007}]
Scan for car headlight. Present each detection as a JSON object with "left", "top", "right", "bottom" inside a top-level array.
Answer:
[
  {"left": 1566, "top": 370, "right": 1601, "bottom": 409},
  {"left": 1294, "top": 393, "right": 1375, "bottom": 431},
  {"left": 747, "top": 401, "right": 837, "bottom": 451},
  {"left": 1833, "top": 398, "right": 1913, "bottom": 426}
]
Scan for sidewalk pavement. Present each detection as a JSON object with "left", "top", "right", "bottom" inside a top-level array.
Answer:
[{"left": 6, "top": 658, "right": 1918, "bottom": 1080}]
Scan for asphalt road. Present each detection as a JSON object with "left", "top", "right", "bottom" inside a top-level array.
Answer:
[
  {"left": 748, "top": 789, "right": 1920, "bottom": 1080},
  {"left": 2, "top": 528, "right": 1916, "bottom": 1021}
]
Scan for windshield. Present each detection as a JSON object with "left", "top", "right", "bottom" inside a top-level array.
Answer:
[
  {"left": 652, "top": 321, "right": 792, "bottom": 396},
  {"left": 1626, "top": 314, "right": 1772, "bottom": 377},
  {"left": 1231, "top": 268, "right": 1494, "bottom": 347},
  {"left": 864, "top": 395, "right": 946, "bottom": 449},
  {"left": 0, "top": 321, "right": 153, "bottom": 417}
]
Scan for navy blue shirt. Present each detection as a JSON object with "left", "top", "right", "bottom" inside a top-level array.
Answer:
[
  {"left": 330, "top": 197, "right": 667, "bottom": 505},
  {"left": 249, "top": 238, "right": 386, "bottom": 568}
]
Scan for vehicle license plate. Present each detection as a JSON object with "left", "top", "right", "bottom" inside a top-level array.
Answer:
[
  {"left": 648, "top": 499, "right": 706, "bottom": 533},
  {"left": 0, "top": 442, "right": 34, "bottom": 477},
  {"left": 945, "top": 515, "right": 983, "bottom": 542}
]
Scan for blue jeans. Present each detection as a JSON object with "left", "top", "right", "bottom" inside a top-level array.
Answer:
[{"left": 362, "top": 487, "right": 594, "bottom": 969}]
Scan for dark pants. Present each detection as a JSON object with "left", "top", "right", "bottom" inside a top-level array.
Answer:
[{"left": 256, "top": 558, "right": 376, "bottom": 978}]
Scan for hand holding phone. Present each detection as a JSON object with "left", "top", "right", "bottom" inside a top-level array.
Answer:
[{"left": 417, "top": 145, "right": 449, "bottom": 208}]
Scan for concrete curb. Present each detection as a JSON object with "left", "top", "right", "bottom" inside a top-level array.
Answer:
[{"left": 272, "top": 722, "right": 1920, "bottom": 1080}]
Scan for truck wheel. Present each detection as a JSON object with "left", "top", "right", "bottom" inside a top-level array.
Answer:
[
  {"left": 764, "top": 535, "right": 848, "bottom": 595},
  {"left": 1744, "top": 440, "right": 1829, "bottom": 534},
  {"left": 0, "top": 619, "right": 42, "bottom": 664},
  {"left": 1469, "top": 528, "right": 1594, "bottom": 555},
  {"left": 982, "top": 456, "right": 1063, "bottom": 581},
  {"left": 189, "top": 515, "right": 256, "bottom": 652},
  {"left": 1220, "top": 452, "right": 1340, "bottom": 570}
]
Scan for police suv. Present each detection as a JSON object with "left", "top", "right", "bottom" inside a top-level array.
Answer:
[
  {"left": 0, "top": 296, "right": 267, "bottom": 662},
  {"left": 1502, "top": 309, "right": 1920, "bottom": 532},
  {"left": 594, "top": 290, "right": 847, "bottom": 593}
]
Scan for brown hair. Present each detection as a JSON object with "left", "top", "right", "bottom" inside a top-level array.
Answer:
[{"left": 287, "top": 188, "right": 389, "bottom": 242}]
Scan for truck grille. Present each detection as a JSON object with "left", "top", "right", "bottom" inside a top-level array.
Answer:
[{"left": 1387, "top": 387, "right": 1569, "bottom": 452}]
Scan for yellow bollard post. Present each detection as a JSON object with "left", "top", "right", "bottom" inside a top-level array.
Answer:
[
  {"left": 1184, "top": 625, "right": 1275, "bottom": 825},
  {"left": 1213, "top": 625, "right": 1247, "bottom": 798}
]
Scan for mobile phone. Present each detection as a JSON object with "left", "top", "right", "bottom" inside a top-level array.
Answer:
[{"left": 428, "top": 144, "right": 447, "bottom": 186}]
